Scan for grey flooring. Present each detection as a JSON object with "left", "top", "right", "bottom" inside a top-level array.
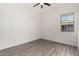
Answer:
[{"left": 0, "top": 39, "right": 78, "bottom": 56}]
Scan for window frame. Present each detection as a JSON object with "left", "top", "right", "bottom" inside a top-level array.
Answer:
[{"left": 60, "top": 13, "right": 75, "bottom": 32}]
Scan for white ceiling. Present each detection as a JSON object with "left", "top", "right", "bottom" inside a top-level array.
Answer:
[
  {"left": 17, "top": 3, "right": 65, "bottom": 14},
  {"left": 10, "top": 3, "right": 78, "bottom": 14}
]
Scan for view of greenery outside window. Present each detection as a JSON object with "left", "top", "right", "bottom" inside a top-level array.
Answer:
[{"left": 61, "top": 13, "right": 74, "bottom": 32}]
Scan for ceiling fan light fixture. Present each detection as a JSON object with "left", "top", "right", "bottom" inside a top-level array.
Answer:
[{"left": 33, "top": 3, "right": 51, "bottom": 9}]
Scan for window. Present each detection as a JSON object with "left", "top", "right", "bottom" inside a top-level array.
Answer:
[{"left": 61, "top": 13, "right": 74, "bottom": 32}]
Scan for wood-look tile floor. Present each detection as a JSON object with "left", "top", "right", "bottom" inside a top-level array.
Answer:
[{"left": 0, "top": 39, "right": 78, "bottom": 56}]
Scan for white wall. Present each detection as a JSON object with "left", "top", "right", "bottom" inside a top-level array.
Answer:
[
  {"left": 77, "top": 4, "right": 79, "bottom": 51},
  {"left": 41, "top": 4, "right": 78, "bottom": 46},
  {"left": 0, "top": 4, "right": 40, "bottom": 50}
]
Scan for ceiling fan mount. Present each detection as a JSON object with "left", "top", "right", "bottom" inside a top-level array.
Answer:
[{"left": 33, "top": 3, "right": 51, "bottom": 9}]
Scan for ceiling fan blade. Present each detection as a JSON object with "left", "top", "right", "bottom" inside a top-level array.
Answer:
[
  {"left": 33, "top": 3, "right": 40, "bottom": 7},
  {"left": 44, "top": 3, "right": 51, "bottom": 6},
  {"left": 41, "top": 5, "right": 43, "bottom": 9}
]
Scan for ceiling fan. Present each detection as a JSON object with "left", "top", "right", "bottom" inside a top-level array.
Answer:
[{"left": 33, "top": 3, "right": 51, "bottom": 9}]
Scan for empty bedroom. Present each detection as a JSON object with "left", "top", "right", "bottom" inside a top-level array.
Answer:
[{"left": 0, "top": 3, "right": 79, "bottom": 56}]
